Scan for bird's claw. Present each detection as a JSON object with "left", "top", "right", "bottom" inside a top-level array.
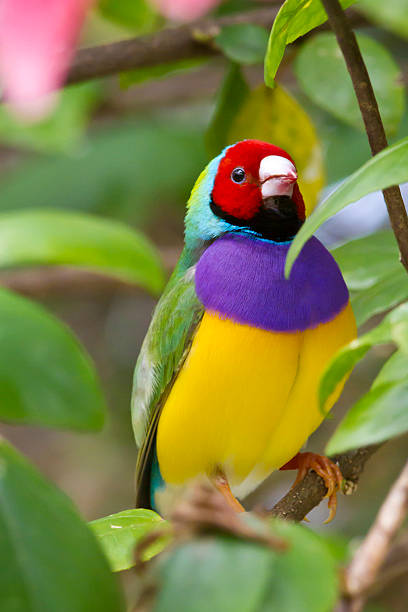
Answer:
[{"left": 290, "top": 452, "right": 343, "bottom": 523}]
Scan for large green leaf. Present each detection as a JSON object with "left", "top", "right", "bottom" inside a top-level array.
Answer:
[
  {"left": 0, "top": 440, "right": 124, "bottom": 612},
  {"left": 154, "top": 519, "right": 338, "bottom": 612},
  {"left": 332, "top": 230, "right": 407, "bottom": 325},
  {"left": 351, "top": 267, "right": 408, "bottom": 326},
  {"left": 372, "top": 349, "right": 408, "bottom": 389},
  {"left": 215, "top": 24, "right": 269, "bottom": 65},
  {"left": 319, "top": 302, "right": 408, "bottom": 413},
  {"left": 0, "top": 288, "right": 105, "bottom": 429},
  {"left": 294, "top": 33, "right": 405, "bottom": 135},
  {"left": 228, "top": 84, "right": 325, "bottom": 214},
  {"left": 155, "top": 535, "right": 276, "bottom": 612},
  {"left": 326, "top": 381, "right": 408, "bottom": 454},
  {"left": 0, "top": 210, "right": 165, "bottom": 294},
  {"left": 286, "top": 136, "right": 408, "bottom": 277},
  {"left": 264, "top": 0, "right": 356, "bottom": 86},
  {"left": 90, "top": 509, "right": 169, "bottom": 572},
  {"left": 358, "top": 0, "right": 408, "bottom": 40},
  {"left": 332, "top": 230, "right": 399, "bottom": 291},
  {"left": 205, "top": 63, "right": 250, "bottom": 158},
  {"left": 261, "top": 520, "right": 338, "bottom": 611}
]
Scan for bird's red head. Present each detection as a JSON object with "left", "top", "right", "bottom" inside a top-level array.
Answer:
[{"left": 211, "top": 140, "right": 305, "bottom": 242}]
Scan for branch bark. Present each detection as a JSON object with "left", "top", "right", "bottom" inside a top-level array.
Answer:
[
  {"left": 321, "top": 0, "right": 408, "bottom": 272},
  {"left": 66, "top": 7, "right": 280, "bottom": 85},
  {"left": 340, "top": 459, "right": 408, "bottom": 612},
  {"left": 66, "top": 5, "right": 364, "bottom": 87},
  {"left": 270, "top": 445, "right": 379, "bottom": 521}
]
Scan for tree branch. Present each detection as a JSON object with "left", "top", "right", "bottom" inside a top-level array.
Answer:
[
  {"left": 270, "top": 445, "right": 379, "bottom": 521},
  {"left": 66, "top": 5, "right": 364, "bottom": 87},
  {"left": 66, "top": 7, "right": 280, "bottom": 85},
  {"left": 340, "top": 459, "right": 408, "bottom": 612},
  {"left": 321, "top": 0, "right": 408, "bottom": 272}
]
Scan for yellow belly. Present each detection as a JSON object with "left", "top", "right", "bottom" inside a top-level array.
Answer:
[{"left": 157, "top": 303, "right": 356, "bottom": 493}]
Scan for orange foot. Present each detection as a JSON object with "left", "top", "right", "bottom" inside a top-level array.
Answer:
[
  {"left": 280, "top": 452, "right": 343, "bottom": 523},
  {"left": 210, "top": 467, "right": 245, "bottom": 513}
]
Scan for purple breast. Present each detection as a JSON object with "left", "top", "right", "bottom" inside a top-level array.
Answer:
[{"left": 195, "top": 234, "right": 349, "bottom": 332}]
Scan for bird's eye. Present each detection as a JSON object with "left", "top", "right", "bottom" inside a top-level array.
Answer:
[{"left": 231, "top": 167, "right": 246, "bottom": 184}]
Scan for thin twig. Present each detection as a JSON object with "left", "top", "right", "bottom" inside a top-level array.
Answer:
[
  {"left": 321, "top": 0, "right": 408, "bottom": 272},
  {"left": 270, "top": 446, "right": 379, "bottom": 521},
  {"left": 340, "top": 459, "right": 408, "bottom": 612}
]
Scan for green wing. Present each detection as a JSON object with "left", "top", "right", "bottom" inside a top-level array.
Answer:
[{"left": 132, "top": 265, "right": 204, "bottom": 507}]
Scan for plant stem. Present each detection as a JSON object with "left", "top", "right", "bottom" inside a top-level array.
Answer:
[{"left": 321, "top": 0, "right": 408, "bottom": 271}]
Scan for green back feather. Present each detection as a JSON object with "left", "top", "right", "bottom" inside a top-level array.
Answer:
[{"left": 132, "top": 260, "right": 204, "bottom": 505}]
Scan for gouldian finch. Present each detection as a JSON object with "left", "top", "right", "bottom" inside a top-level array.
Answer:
[{"left": 132, "top": 140, "right": 356, "bottom": 520}]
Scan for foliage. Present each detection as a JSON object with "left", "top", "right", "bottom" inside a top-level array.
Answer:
[
  {"left": 294, "top": 32, "right": 405, "bottom": 135},
  {"left": 285, "top": 136, "right": 408, "bottom": 277},
  {"left": 0, "top": 287, "right": 106, "bottom": 429},
  {"left": 264, "top": 0, "right": 356, "bottom": 86},
  {"left": 215, "top": 24, "right": 269, "bottom": 65},
  {"left": 0, "top": 209, "right": 165, "bottom": 294},
  {"left": 153, "top": 519, "right": 338, "bottom": 612},
  {"left": 0, "top": 440, "right": 124, "bottom": 612},
  {"left": 1, "top": 0, "right": 408, "bottom": 611}
]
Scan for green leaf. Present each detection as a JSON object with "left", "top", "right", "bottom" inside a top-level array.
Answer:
[
  {"left": 264, "top": 0, "right": 356, "bottom": 87},
  {"left": 0, "top": 84, "right": 100, "bottom": 153},
  {"left": 0, "top": 210, "right": 165, "bottom": 295},
  {"left": 331, "top": 231, "right": 407, "bottom": 325},
  {"left": 286, "top": 136, "right": 408, "bottom": 277},
  {"left": 120, "top": 57, "right": 208, "bottom": 88},
  {"left": 351, "top": 267, "right": 408, "bottom": 326},
  {"left": 0, "top": 440, "right": 124, "bottom": 612},
  {"left": 332, "top": 230, "right": 399, "bottom": 291},
  {"left": 215, "top": 24, "right": 269, "bottom": 65},
  {"left": 229, "top": 84, "right": 325, "bottom": 214},
  {"left": 154, "top": 519, "right": 338, "bottom": 612},
  {"left": 326, "top": 380, "right": 408, "bottom": 454},
  {"left": 0, "top": 288, "right": 105, "bottom": 430},
  {"left": 372, "top": 349, "right": 408, "bottom": 389},
  {"left": 262, "top": 520, "right": 338, "bottom": 612},
  {"left": 294, "top": 33, "right": 405, "bottom": 135},
  {"left": 205, "top": 63, "right": 250, "bottom": 158},
  {"left": 319, "top": 302, "right": 408, "bottom": 412},
  {"left": 358, "top": 0, "right": 408, "bottom": 40},
  {"left": 99, "top": 0, "right": 157, "bottom": 31},
  {"left": 155, "top": 535, "right": 275, "bottom": 612},
  {"left": 90, "top": 509, "right": 169, "bottom": 572}
]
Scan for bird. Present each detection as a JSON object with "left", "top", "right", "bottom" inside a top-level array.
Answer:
[{"left": 132, "top": 139, "right": 356, "bottom": 521}]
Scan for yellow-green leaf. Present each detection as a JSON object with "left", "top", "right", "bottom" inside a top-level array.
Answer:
[
  {"left": 228, "top": 84, "right": 324, "bottom": 214},
  {"left": 90, "top": 509, "right": 170, "bottom": 572}
]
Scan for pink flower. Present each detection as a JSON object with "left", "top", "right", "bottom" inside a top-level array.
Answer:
[
  {"left": 0, "top": 0, "right": 92, "bottom": 120},
  {"left": 150, "top": 0, "right": 220, "bottom": 22}
]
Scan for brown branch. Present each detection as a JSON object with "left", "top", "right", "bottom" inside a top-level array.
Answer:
[
  {"left": 321, "top": 0, "right": 408, "bottom": 272},
  {"left": 66, "top": 7, "right": 280, "bottom": 85},
  {"left": 339, "top": 459, "right": 408, "bottom": 612},
  {"left": 66, "top": 5, "right": 365, "bottom": 87},
  {"left": 270, "top": 445, "right": 379, "bottom": 521}
]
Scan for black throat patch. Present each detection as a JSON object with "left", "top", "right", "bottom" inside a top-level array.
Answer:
[{"left": 210, "top": 195, "right": 304, "bottom": 242}]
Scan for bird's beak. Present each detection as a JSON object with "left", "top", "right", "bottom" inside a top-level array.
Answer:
[{"left": 259, "top": 155, "right": 297, "bottom": 199}]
